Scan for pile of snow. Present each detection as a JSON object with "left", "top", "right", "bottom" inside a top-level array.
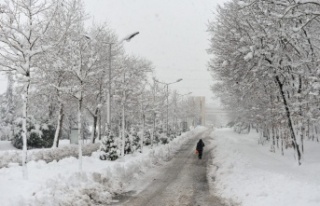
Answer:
[
  {"left": 0, "top": 143, "right": 99, "bottom": 169},
  {"left": 0, "top": 126, "right": 207, "bottom": 206},
  {"left": 209, "top": 128, "right": 320, "bottom": 206}
]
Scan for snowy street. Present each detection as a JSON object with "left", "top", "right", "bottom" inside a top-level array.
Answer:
[
  {"left": 0, "top": 127, "right": 213, "bottom": 206},
  {"left": 114, "top": 128, "right": 224, "bottom": 206},
  {"left": 1, "top": 126, "right": 320, "bottom": 206},
  {"left": 2, "top": 0, "right": 320, "bottom": 206}
]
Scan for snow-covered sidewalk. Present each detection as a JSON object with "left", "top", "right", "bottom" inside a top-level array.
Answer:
[
  {"left": 209, "top": 128, "right": 320, "bottom": 206},
  {"left": 0, "top": 127, "right": 207, "bottom": 206}
]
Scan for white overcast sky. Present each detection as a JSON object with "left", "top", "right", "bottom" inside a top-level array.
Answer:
[
  {"left": 83, "top": 0, "right": 228, "bottom": 105},
  {"left": 0, "top": 0, "right": 229, "bottom": 106}
]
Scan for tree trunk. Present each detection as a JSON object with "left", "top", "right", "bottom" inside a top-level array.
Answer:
[
  {"left": 314, "top": 125, "right": 318, "bottom": 141},
  {"left": 140, "top": 113, "right": 145, "bottom": 153},
  {"left": 52, "top": 102, "right": 64, "bottom": 148},
  {"left": 121, "top": 99, "right": 125, "bottom": 157},
  {"left": 271, "top": 126, "right": 275, "bottom": 152},
  {"left": 7, "top": 72, "right": 15, "bottom": 140},
  {"left": 121, "top": 72, "right": 126, "bottom": 157},
  {"left": 281, "top": 131, "right": 284, "bottom": 156},
  {"left": 151, "top": 113, "right": 155, "bottom": 148},
  {"left": 300, "top": 125, "right": 305, "bottom": 154},
  {"left": 78, "top": 92, "right": 83, "bottom": 172},
  {"left": 276, "top": 126, "right": 279, "bottom": 149},
  {"left": 22, "top": 79, "right": 30, "bottom": 179},
  {"left": 275, "top": 75, "right": 301, "bottom": 165},
  {"left": 91, "top": 108, "right": 98, "bottom": 143},
  {"left": 98, "top": 110, "right": 102, "bottom": 140},
  {"left": 306, "top": 120, "right": 310, "bottom": 140}
]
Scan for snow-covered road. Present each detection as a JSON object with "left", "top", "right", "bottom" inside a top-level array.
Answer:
[{"left": 114, "top": 129, "right": 225, "bottom": 206}]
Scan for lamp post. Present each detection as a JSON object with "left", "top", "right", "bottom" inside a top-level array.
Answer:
[
  {"left": 104, "top": 32, "right": 139, "bottom": 132},
  {"left": 121, "top": 70, "right": 126, "bottom": 157},
  {"left": 153, "top": 78, "right": 183, "bottom": 136}
]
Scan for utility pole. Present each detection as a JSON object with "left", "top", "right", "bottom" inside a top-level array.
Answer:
[{"left": 102, "top": 31, "right": 140, "bottom": 133}]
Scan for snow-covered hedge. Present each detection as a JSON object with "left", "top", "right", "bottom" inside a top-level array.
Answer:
[{"left": 0, "top": 143, "right": 99, "bottom": 169}]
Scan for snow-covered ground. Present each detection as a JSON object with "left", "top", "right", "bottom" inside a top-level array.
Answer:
[
  {"left": 209, "top": 128, "right": 320, "bottom": 206},
  {"left": 3, "top": 128, "right": 319, "bottom": 206},
  {"left": 0, "top": 140, "right": 18, "bottom": 151},
  {"left": 0, "top": 127, "right": 207, "bottom": 206}
]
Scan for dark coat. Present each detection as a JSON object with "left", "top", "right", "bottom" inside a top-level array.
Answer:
[{"left": 196, "top": 139, "right": 205, "bottom": 151}]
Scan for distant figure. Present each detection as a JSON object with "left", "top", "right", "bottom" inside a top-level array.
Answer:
[{"left": 196, "top": 139, "right": 205, "bottom": 159}]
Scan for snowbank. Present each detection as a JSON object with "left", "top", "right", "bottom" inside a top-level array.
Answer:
[
  {"left": 0, "top": 143, "right": 100, "bottom": 168},
  {"left": 209, "top": 128, "right": 320, "bottom": 206},
  {"left": 0, "top": 126, "right": 207, "bottom": 206}
]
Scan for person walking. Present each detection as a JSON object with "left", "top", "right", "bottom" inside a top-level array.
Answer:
[{"left": 196, "top": 139, "right": 205, "bottom": 159}]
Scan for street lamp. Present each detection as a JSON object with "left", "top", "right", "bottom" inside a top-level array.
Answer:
[
  {"left": 82, "top": 32, "right": 139, "bottom": 133},
  {"left": 104, "top": 32, "right": 139, "bottom": 132},
  {"left": 153, "top": 78, "right": 183, "bottom": 136}
]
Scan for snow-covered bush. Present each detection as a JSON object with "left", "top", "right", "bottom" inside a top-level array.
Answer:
[
  {"left": 153, "top": 131, "right": 160, "bottom": 145},
  {"left": 130, "top": 127, "right": 140, "bottom": 152},
  {"left": 142, "top": 130, "right": 151, "bottom": 145},
  {"left": 11, "top": 120, "right": 55, "bottom": 149},
  {"left": 124, "top": 133, "right": 132, "bottom": 154},
  {"left": 99, "top": 131, "right": 119, "bottom": 161},
  {"left": 168, "top": 132, "right": 176, "bottom": 141},
  {"left": 159, "top": 132, "right": 168, "bottom": 144},
  {"left": 0, "top": 143, "right": 100, "bottom": 168}
]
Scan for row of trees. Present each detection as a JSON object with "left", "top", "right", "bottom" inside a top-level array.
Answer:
[
  {"left": 0, "top": 0, "right": 200, "bottom": 177},
  {"left": 208, "top": 0, "right": 320, "bottom": 164}
]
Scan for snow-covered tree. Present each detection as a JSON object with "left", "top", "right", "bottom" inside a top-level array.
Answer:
[
  {"left": 0, "top": 0, "right": 81, "bottom": 178},
  {"left": 129, "top": 127, "right": 140, "bottom": 152},
  {"left": 0, "top": 72, "right": 16, "bottom": 140},
  {"left": 208, "top": 0, "right": 320, "bottom": 164},
  {"left": 124, "top": 133, "right": 131, "bottom": 154},
  {"left": 83, "top": 24, "right": 120, "bottom": 143},
  {"left": 99, "top": 131, "right": 119, "bottom": 161}
]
